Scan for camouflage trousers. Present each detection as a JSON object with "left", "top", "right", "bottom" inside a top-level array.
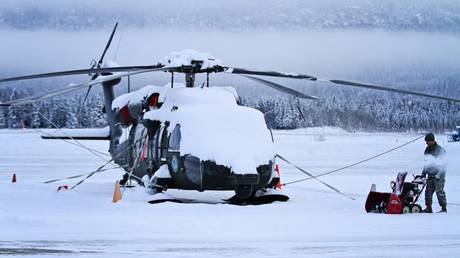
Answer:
[{"left": 425, "top": 176, "right": 447, "bottom": 207}]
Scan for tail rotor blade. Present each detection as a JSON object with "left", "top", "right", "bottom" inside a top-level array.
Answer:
[
  {"left": 82, "top": 85, "right": 93, "bottom": 103},
  {"left": 98, "top": 22, "right": 119, "bottom": 67}
]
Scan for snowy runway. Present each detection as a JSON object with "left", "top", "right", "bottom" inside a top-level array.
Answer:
[{"left": 1, "top": 129, "right": 459, "bottom": 257}]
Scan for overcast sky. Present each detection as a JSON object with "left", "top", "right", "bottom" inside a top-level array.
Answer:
[
  {"left": 1, "top": 0, "right": 460, "bottom": 32},
  {"left": 0, "top": 0, "right": 459, "bottom": 96}
]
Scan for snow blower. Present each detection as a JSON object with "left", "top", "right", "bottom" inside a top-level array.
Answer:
[{"left": 365, "top": 172, "right": 426, "bottom": 214}]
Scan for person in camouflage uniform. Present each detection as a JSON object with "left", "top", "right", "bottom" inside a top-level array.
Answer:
[{"left": 422, "top": 133, "right": 447, "bottom": 213}]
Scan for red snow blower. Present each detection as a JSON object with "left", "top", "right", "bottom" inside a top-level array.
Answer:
[{"left": 365, "top": 172, "right": 427, "bottom": 214}]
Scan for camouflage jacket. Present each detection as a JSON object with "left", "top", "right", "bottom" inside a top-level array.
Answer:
[{"left": 422, "top": 143, "right": 447, "bottom": 178}]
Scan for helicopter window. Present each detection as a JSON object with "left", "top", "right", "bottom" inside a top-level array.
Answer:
[
  {"left": 134, "top": 125, "right": 147, "bottom": 160},
  {"left": 160, "top": 124, "right": 169, "bottom": 159},
  {"left": 169, "top": 125, "right": 181, "bottom": 151}
]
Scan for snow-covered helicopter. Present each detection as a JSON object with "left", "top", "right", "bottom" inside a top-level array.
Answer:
[{"left": 1, "top": 23, "right": 459, "bottom": 204}]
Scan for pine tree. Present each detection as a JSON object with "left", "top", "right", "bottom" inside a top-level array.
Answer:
[
  {"left": 7, "top": 106, "right": 17, "bottom": 128},
  {"left": 65, "top": 99, "right": 78, "bottom": 128},
  {"left": 31, "top": 104, "right": 41, "bottom": 128}
]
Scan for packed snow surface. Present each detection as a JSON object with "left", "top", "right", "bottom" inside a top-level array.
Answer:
[
  {"left": 144, "top": 87, "right": 274, "bottom": 174},
  {"left": 1, "top": 129, "right": 459, "bottom": 257}
]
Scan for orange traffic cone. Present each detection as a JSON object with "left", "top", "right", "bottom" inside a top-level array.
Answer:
[
  {"left": 274, "top": 165, "right": 282, "bottom": 189},
  {"left": 11, "top": 173, "right": 17, "bottom": 183},
  {"left": 112, "top": 180, "right": 122, "bottom": 203}
]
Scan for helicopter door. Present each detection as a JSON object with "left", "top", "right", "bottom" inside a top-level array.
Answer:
[
  {"left": 168, "top": 125, "right": 182, "bottom": 175},
  {"left": 152, "top": 125, "right": 160, "bottom": 162},
  {"left": 169, "top": 125, "right": 181, "bottom": 152},
  {"left": 146, "top": 124, "right": 160, "bottom": 170}
]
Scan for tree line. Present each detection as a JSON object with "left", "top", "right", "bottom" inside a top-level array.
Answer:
[{"left": 1, "top": 86, "right": 459, "bottom": 132}]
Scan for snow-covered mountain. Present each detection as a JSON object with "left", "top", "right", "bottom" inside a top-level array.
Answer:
[{"left": 0, "top": 0, "right": 459, "bottom": 32}]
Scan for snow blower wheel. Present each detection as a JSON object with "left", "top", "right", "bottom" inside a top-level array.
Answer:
[
  {"left": 411, "top": 204, "right": 422, "bottom": 213},
  {"left": 402, "top": 206, "right": 411, "bottom": 214},
  {"left": 379, "top": 201, "right": 388, "bottom": 213}
]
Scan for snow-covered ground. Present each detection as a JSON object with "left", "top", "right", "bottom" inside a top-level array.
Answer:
[{"left": 1, "top": 128, "right": 459, "bottom": 257}]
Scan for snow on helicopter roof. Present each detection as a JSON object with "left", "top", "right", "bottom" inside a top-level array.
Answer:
[
  {"left": 144, "top": 87, "right": 274, "bottom": 175},
  {"left": 218, "top": 86, "right": 240, "bottom": 103},
  {"left": 158, "top": 49, "right": 223, "bottom": 69},
  {"left": 111, "top": 83, "right": 185, "bottom": 110},
  {"left": 111, "top": 83, "right": 240, "bottom": 110}
]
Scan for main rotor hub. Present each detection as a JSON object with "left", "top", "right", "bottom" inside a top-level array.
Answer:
[{"left": 158, "top": 49, "right": 225, "bottom": 87}]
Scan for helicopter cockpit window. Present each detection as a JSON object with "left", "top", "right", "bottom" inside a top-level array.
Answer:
[{"left": 169, "top": 125, "right": 181, "bottom": 151}]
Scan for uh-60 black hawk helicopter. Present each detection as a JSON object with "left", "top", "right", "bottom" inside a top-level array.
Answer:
[{"left": 1, "top": 23, "right": 459, "bottom": 205}]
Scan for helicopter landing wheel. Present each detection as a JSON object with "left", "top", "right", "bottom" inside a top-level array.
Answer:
[{"left": 235, "top": 185, "right": 253, "bottom": 199}]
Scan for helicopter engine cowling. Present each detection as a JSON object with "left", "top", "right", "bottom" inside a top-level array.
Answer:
[
  {"left": 113, "top": 92, "right": 162, "bottom": 126},
  {"left": 115, "top": 105, "right": 134, "bottom": 125},
  {"left": 114, "top": 102, "right": 142, "bottom": 125}
]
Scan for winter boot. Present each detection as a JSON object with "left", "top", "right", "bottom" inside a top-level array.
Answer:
[
  {"left": 119, "top": 173, "right": 129, "bottom": 186},
  {"left": 423, "top": 205, "right": 433, "bottom": 213},
  {"left": 438, "top": 206, "right": 447, "bottom": 213}
]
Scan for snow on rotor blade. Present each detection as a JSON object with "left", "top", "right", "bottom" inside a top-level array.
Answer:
[
  {"left": 318, "top": 79, "right": 460, "bottom": 103},
  {"left": 0, "top": 65, "right": 163, "bottom": 84},
  {"left": 225, "top": 67, "right": 317, "bottom": 80},
  {"left": 0, "top": 68, "right": 173, "bottom": 106},
  {"left": 243, "top": 75, "right": 319, "bottom": 100}
]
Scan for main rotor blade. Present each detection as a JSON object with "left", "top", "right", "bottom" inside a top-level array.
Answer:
[
  {"left": 321, "top": 79, "right": 460, "bottom": 103},
  {"left": 225, "top": 67, "right": 317, "bottom": 80},
  {"left": 226, "top": 66, "right": 460, "bottom": 103},
  {"left": 0, "top": 65, "right": 164, "bottom": 84},
  {"left": 98, "top": 22, "right": 118, "bottom": 66},
  {"left": 0, "top": 67, "right": 175, "bottom": 106},
  {"left": 243, "top": 75, "right": 319, "bottom": 100}
]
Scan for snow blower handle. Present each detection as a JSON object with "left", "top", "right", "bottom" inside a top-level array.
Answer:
[
  {"left": 413, "top": 174, "right": 427, "bottom": 184},
  {"left": 390, "top": 181, "right": 396, "bottom": 193}
]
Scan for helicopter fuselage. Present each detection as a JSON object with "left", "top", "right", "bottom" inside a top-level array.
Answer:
[
  {"left": 110, "top": 85, "right": 278, "bottom": 198},
  {"left": 121, "top": 122, "right": 274, "bottom": 192}
]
